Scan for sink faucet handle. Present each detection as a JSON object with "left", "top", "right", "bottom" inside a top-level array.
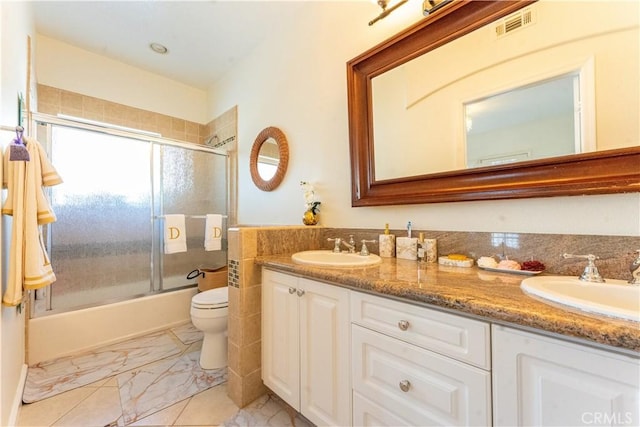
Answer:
[
  {"left": 562, "top": 253, "right": 605, "bottom": 283},
  {"left": 360, "top": 239, "right": 377, "bottom": 256},
  {"left": 327, "top": 238, "right": 342, "bottom": 253}
]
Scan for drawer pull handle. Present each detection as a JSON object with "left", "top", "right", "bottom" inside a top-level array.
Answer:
[
  {"left": 289, "top": 287, "right": 296, "bottom": 294},
  {"left": 398, "top": 320, "right": 410, "bottom": 331},
  {"left": 399, "top": 380, "right": 411, "bottom": 392},
  {"left": 297, "top": 289, "right": 306, "bottom": 297}
]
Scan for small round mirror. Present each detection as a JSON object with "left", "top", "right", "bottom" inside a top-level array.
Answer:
[
  {"left": 257, "top": 137, "right": 279, "bottom": 180},
  {"left": 250, "top": 126, "right": 289, "bottom": 191}
]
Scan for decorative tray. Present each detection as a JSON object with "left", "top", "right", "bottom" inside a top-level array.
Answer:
[{"left": 478, "top": 266, "right": 543, "bottom": 276}]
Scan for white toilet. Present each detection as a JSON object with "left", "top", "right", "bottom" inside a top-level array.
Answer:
[{"left": 190, "top": 286, "right": 229, "bottom": 369}]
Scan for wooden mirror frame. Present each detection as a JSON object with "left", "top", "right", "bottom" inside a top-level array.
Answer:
[
  {"left": 347, "top": 0, "right": 640, "bottom": 206},
  {"left": 250, "top": 126, "right": 289, "bottom": 191}
]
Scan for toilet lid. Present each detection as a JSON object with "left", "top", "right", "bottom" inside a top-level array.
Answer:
[{"left": 192, "top": 286, "right": 228, "bottom": 308}]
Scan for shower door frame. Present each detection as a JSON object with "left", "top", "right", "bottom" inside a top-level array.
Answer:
[{"left": 29, "top": 113, "right": 235, "bottom": 318}]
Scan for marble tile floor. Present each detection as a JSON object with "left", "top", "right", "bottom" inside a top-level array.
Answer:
[{"left": 17, "top": 324, "right": 312, "bottom": 427}]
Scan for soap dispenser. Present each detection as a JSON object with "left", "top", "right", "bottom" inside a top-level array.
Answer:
[{"left": 379, "top": 223, "right": 396, "bottom": 258}]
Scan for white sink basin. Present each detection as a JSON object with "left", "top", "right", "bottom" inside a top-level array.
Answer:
[
  {"left": 521, "top": 276, "right": 640, "bottom": 322},
  {"left": 291, "top": 250, "right": 382, "bottom": 267}
]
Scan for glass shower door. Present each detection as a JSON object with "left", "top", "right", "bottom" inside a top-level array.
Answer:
[
  {"left": 157, "top": 145, "right": 228, "bottom": 291},
  {"left": 46, "top": 126, "right": 153, "bottom": 312}
]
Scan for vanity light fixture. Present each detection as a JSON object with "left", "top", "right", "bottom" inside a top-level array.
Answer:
[
  {"left": 422, "top": 0, "right": 453, "bottom": 16},
  {"left": 149, "top": 42, "right": 168, "bottom": 54},
  {"left": 369, "top": 0, "right": 409, "bottom": 26}
]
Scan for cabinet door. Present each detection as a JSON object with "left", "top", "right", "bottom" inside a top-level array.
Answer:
[
  {"left": 299, "top": 277, "right": 351, "bottom": 427},
  {"left": 493, "top": 325, "right": 640, "bottom": 427},
  {"left": 262, "top": 269, "right": 300, "bottom": 409}
]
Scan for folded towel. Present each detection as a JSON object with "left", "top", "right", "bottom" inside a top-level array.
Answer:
[
  {"left": 164, "top": 214, "right": 187, "bottom": 254},
  {"left": 204, "top": 214, "right": 223, "bottom": 251}
]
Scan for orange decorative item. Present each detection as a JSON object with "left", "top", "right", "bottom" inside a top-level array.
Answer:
[{"left": 303, "top": 209, "right": 319, "bottom": 226}]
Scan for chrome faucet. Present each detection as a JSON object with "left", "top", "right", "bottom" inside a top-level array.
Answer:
[
  {"left": 345, "top": 235, "right": 356, "bottom": 253},
  {"left": 327, "top": 236, "right": 356, "bottom": 253},
  {"left": 562, "top": 253, "right": 605, "bottom": 283}
]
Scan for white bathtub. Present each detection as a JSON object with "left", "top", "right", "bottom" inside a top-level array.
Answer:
[{"left": 27, "top": 288, "right": 197, "bottom": 365}]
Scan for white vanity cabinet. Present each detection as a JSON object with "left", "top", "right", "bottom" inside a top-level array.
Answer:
[
  {"left": 350, "top": 291, "right": 492, "bottom": 426},
  {"left": 492, "top": 325, "right": 640, "bottom": 427},
  {"left": 261, "top": 269, "right": 351, "bottom": 427}
]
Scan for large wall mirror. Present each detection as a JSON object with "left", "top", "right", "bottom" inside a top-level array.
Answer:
[{"left": 347, "top": 0, "right": 639, "bottom": 206}]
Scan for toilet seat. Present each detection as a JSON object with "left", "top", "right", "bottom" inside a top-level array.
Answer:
[{"left": 192, "top": 287, "right": 228, "bottom": 309}]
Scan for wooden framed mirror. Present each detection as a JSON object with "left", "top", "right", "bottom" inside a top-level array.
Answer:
[
  {"left": 250, "top": 126, "right": 289, "bottom": 191},
  {"left": 347, "top": 0, "right": 640, "bottom": 206}
]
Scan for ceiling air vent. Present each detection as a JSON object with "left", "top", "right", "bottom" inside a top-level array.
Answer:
[{"left": 495, "top": 7, "right": 535, "bottom": 38}]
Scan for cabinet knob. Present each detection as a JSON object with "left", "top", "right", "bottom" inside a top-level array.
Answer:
[
  {"left": 297, "top": 289, "right": 306, "bottom": 297},
  {"left": 398, "top": 320, "right": 410, "bottom": 331},
  {"left": 288, "top": 287, "right": 296, "bottom": 294},
  {"left": 399, "top": 379, "right": 411, "bottom": 392}
]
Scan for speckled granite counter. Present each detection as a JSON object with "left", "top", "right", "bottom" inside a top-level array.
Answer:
[{"left": 256, "top": 254, "right": 640, "bottom": 354}]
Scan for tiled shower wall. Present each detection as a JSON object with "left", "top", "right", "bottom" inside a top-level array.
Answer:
[{"left": 37, "top": 84, "right": 237, "bottom": 149}]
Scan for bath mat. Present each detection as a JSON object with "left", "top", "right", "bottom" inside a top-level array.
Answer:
[
  {"left": 170, "top": 322, "right": 203, "bottom": 345},
  {"left": 22, "top": 331, "right": 181, "bottom": 403},
  {"left": 117, "top": 351, "right": 227, "bottom": 425}
]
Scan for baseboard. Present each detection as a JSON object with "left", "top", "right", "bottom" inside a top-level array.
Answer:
[{"left": 8, "top": 363, "right": 28, "bottom": 426}]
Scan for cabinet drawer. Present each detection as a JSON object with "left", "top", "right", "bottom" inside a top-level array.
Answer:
[
  {"left": 353, "top": 391, "right": 413, "bottom": 426},
  {"left": 351, "top": 291, "right": 490, "bottom": 369},
  {"left": 352, "top": 324, "right": 491, "bottom": 426}
]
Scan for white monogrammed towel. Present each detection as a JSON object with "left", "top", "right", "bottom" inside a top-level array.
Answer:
[
  {"left": 164, "top": 214, "right": 187, "bottom": 254},
  {"left": 204, "top": 214, "right": 223, "bottom": 251}
]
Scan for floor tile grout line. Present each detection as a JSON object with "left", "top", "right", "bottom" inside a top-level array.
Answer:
[{"left": 48, "top": 384, "right": 104, "bottom": 427}]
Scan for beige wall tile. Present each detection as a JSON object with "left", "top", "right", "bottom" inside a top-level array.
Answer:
[
  {"left": 242, "top": 313, "right": 261, "bottom": 347},
  {"left": 61, "top": 91, "right": 82, "bottom": 111},
  {"left": 227, "top": 313, "right": 241, "bottom": 345},
  {"left": 38, "top": 85, "right": 61, "bottom": 106},
  {"left": 228, "top": 286, "right": 240, "bottom": 318},
  {"left": 38, "top": 102, "right": 60, "bottom": 115},
  {"left": 241, "top": 369, "right": 266, "bottom": 408},
  {"left": 139, "top": 110, "right": 159, "bottom": 133},
  {"left": 228, "top": 341, "right": 239, "bottom": 373},
  {"left": 185, "top": 121, "right": 199, "bottom": 136},
  {"left": 240, "top": 341, "right": 261, "bottom": 375},
  {"left": 228, "top": 229, "right": 241, "bottom": 260},
  {"left": 241, "top": 229, "right": 257, "bottom": 258},
  {"left": 171, "top": 117, "right": 186, "bottom": 133},
  {"left": 82, "top": 96, "right": 105, "bottom": 118},
  {"left": 241, "top": 259, "right": 261, "bottom": 289},
  {"left": 242, "top": 285, "right": 261, "bottom": 317},
  {"left": 227, "top": 369, "right": 242, "bottom": 407}
]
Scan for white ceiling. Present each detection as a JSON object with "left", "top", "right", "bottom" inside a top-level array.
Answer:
[{"left": 32, "top": 1, "right": 307, "bottom": 90}]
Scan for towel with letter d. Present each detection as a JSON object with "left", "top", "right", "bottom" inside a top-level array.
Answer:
[
  {"left": 164, "top": 214, "right": 187, "bottom": 254},
  {"left": 204, "top": 214, "right": 223, "bottom": 251}
]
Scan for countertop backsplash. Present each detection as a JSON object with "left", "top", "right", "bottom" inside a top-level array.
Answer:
[{"left": 245, "top": 226, "right": 638, "bottom": 281}]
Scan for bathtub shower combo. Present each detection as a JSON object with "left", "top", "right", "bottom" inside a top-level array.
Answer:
[{"left": 27, "top": 116, "right": 231, "bottom": 363}]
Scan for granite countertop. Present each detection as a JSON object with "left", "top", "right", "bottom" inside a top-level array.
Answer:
[{"left": 255, "top": 254, "right": 640, "bottom": 354}]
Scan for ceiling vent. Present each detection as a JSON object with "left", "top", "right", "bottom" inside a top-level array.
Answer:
[{"left": 495, "top": 8, "right": 535, "bottom": 38}]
